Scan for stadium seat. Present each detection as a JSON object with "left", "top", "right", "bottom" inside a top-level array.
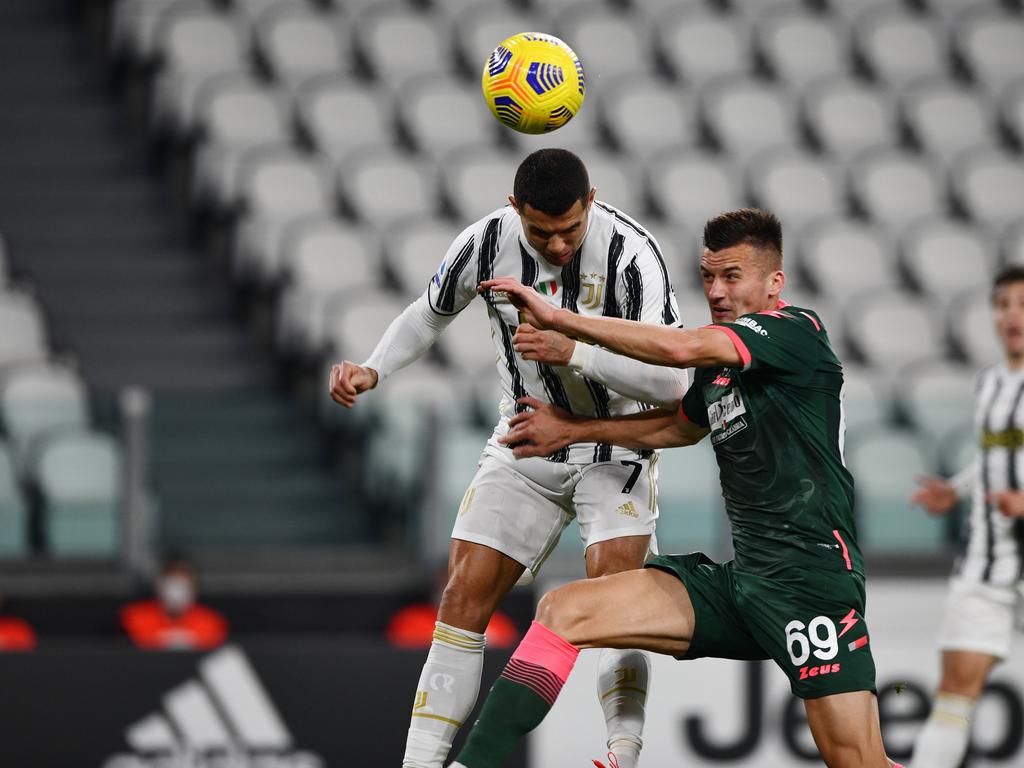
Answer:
[
  {"left": 902, "top": 78, "right": 995, "bottom": 162},
  {"left": 442, "top": 145, "right": 518, "bottom": 223},
  {"left": 324, "top": 289, "right": 410, "bottom": 368},
  {"left": 756, "top": 5, "right": 848, "bottom": 88},
  {"left": 276, "top": 219, "right": 383, "bottom": 356},
  {"left": 846, "top": 427, "right": 945, "bottom": 553},
  {"left": 949, "top": 287, "right": 1001, "bottom": 367},
  {"left": 840, "top": 365, "right": 891, "bottom": 432},
  {"left": 849, "top": 147, "right": 946, "bottom": 228},
  {"left": 0, "top": 442, "right": 28, "bottom": 555},
  {"left": 254, "top": 4, "right": 354, "bottom": 89},
  {"left": 819, "top": 0, "right": 892, "bottom": 23},
  {"left": 424, "top": 421, "right": 492, "bottom": 563},
  {"left": 600, "top": 75, "right": 697, "bottom": 159},
  {"left": 657, "top": 7, "right": 753, "bottom": 85},
  {"left": 646, "top": 221, "right": 698, "bottom": 291},
  {"left": 0, "top": 290, "right": 49, "bottom": 369},
  {"left": 954, "top": 8, "right": 1024, "bottom": 95},
  {"left": 799, "top": 217, "right": 894, "bottom": 299},
  {"left": 846, "top": 289, "right": 946, "bottom": 369},
  {"left": 358, "top": 5, "right": 455, "bottom": 85},
  {"left": 1002, "top": 77, "right": 1024, "bottom": 149},
  {"left": 921, "top": 0, "right": 1004, "bottom": 25},
  {"left": 296, "top": 75, "right": 395, "bottom": 163},
  {"left": 34, "top": 430, "right": 123, "bottom": 556},
  {"left": 899, "top": 360, "right": 975, "bottom": 442},
  {"left": 582, "top": 150, "right": 645, "bottom": 217},
  {"left": 233, "top": 149, "right": 337, "bottom": 282},
  {"left": 384, "top": 217, "right": 462, "bottom": 298},
  {"left": 647, "top": 150, "right": 745, "bottom": 230},
  {"left": 655, "top": 441, "right": 725, "bottom": 556},
  {"left": 556, "top": 6, "right": 655, "bottom": 82},
  {"left": 675, "top": 289, "right": 710, "bottom": 333},
  {"left": 342, "top": 147, "right": 438, "bottom": 228},
  {"left": 191, "top": 75, "right": 292, "bottom": 207},
  {"left": 900, "top": 218, "right": 996, "bottom": 304},
  {"left": 1004, "top": 222, "right": 1024, "bottom": 267},
  {"left": 803, "top": 76, "right": 896, "bottom": 161},
  {"left": 397, "top": 75, "right": 499, "bottom": 160},
  {"left": 702, "top": 75, "right": 799, "bottom": 159},
  {"left": 952, "top": 147, "right": 1024, "bottom": 232},
  {"left": 749, "top": 150, "right": 845, "bottom": 228},
  {"left": 437, "top": 298, "right": 497, "bottom": 375},
  {"left": 0, "top": 362, "right": 90, "bottom": 472},
  {"left": 111, "top": 0, "right": 216, "bottom": 62},
  {"left": 151, "top": 9, "right": 249, "bottom": 133},
  {"left": 855, "top": 7, "right": 947, "bottom": 88}
]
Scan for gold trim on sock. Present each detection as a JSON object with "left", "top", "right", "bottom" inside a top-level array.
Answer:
[
  {"left": 411, "top": 712, "right": 464, "bottom": 727},
  {"left": 600, "top": 685, "right": 648, "bottom": 701}
]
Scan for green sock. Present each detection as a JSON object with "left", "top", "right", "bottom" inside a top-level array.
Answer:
[{"left": 454, "top": 677, "right": 554, "bottom": 768}]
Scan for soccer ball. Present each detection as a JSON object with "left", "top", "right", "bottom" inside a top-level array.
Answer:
[{"left": 481, "top": 32, "right": 586, "bottom": 135}]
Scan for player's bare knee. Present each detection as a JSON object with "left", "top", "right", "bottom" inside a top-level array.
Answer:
[{"left": 437, "top": 577, "right": 495, "bottom": 631}]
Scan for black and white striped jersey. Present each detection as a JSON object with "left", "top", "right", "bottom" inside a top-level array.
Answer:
[
  {"left": 427, "top": 201, "right": 681, "bottom": 464},
  {"left": 958, "top": 364, "right": 1024, "bottom": 586}
]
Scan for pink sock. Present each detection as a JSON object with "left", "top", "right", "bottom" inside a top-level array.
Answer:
[{"left": 499, "top": 621, "right": 580, "bottom": 705}]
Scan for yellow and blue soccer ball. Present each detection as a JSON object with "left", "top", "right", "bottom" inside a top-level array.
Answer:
[{"left": 481, "top": 32, "right": 586, "bottom": 135}]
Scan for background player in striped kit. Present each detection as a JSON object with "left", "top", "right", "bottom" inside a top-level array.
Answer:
[
  {"left": 327, "top": 149, "right": 689, "bottom": 768},
  {"left": 909, "top": 266, "right": 1024, "bottom": 768}
]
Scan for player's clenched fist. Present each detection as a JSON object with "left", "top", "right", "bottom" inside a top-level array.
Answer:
[
  {"left": 328, "top": 361, "right": 378, "bottom": 408},
  {"left": 513, "top": 324, "right": 575, "bottom": 365}
]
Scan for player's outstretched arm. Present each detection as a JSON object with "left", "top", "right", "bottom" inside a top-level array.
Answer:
[
  {"left": 481, "top": 277, "right": 740, "bottom": 369},
  {"left": 499, "top": 396, "right": 708, "bottom": 458},
  {"left": 328, "top": 361, "right": 378, "bottom": 408},
  {"left": 909, "top": 477, "right": 958, "bottom": 516}
]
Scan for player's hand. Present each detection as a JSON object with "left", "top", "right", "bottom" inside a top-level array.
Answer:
[
  {"left": 513, "top": 324, "right": 575, "bottom": 365},
  {"left": 328, "top": 361, "right": 378, "bottom": 408},
  {"left": 987, "top": 490, "right": 1024, "bottom": 518},
  {"left": 479, "top": 277, "right": 558, "bottom": 330},
  {"left": 910, "top": 476, "right": 957, "bottom": 516},
  {"left": 499, "top": 396, "right": 580, "bottom": 458}
]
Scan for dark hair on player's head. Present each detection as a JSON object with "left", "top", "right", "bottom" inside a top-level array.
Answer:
[
  {"left": 703, "top": 208, "right": 783, "bottom": 268},
  {"left": 992, "top": 265, "right": 1024, "bottom": 298},
  {"left": 513, "top": 149, "right": 590, "bottom": 216}
]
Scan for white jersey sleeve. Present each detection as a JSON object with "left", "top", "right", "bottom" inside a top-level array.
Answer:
[
  {"left": 568, "top": 238, "right": 691, "bottom": 408},
  {"left": 361, "top": 222, "right": 481, "bottom": 381}
]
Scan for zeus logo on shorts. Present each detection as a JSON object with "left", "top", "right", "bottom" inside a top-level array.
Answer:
[
  {"left": 799, "top": 663, "right": 841, "bottom": 680},
  {"left": 707, "top": 388, "right": 747, "bottom": 440}
]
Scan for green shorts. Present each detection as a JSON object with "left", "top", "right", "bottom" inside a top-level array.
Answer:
[{"left": 646, "top": 552, "right": 877, "bottom": 699}]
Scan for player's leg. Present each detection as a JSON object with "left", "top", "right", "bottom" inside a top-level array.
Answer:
[
  {"left": 450, "top": 568, "right": 694, "bottom": 768},
  {"left": 586, "top": 535, "right": 653, "bottom": 768},
  {"left": 403, "top": 451, "right": 571, "bottom": 768},
  {"left": 404, "top": 539, "right": 525, "bottom": 768},
  {"left": 909, "top": 650, "right": 997, "bottom": 768},
  {"left": 576, "top": 458, "right": 659, "bottom": 768},
  {"left": 910, "top": 578, "right": 1014, "bottom": 768},
  {"left": 804, "top": 691, "right": 893, "bottom": 768}
]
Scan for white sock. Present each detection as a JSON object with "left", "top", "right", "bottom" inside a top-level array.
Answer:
[
  {"left": 403, "top": 621, "right": 486, "bottom": 768},
  {"left": 910, "top": 692, "right": 973, "bottom": 768},
  {"left": 597, "top": 648, "right": 650, "bottom": 768}
]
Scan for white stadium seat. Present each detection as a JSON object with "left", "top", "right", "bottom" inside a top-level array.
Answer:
[
  {"left": 952, "top": 147, "right": 1024, "bottom": 231},
  {"left": 749, "top": 150, "right": 845, "bottom": 228},
  {"left": 454, "top": 2, "right": 549, "bottom": 77},
  {"left": 846, "top": 289, "right": 946, "bottom": 369},
  {"left": 954, "top": 8, "right": 1024, "bottom": 95},
  {"left": 600, "top": 74, "right": 698, "bottom": 159},
  {"left": 296, "top": 75, "right": 396, "bottom": 162},
  {"left": 657, "top": 8, "right": 753, "bottom": 85},
  {"left": 0, "top": 442, "right": 27, "bottom": 555},
  {"left": 384, "top": 217, "right": 462, "bottom": 298},
  {"left": 581, "top": 150, "right": 645, "bottom": 217},
  {"left": 255, "top": 5, "right": 355, "bottom": 88},
  {"left": 849, "top": 147, "right": 946, "bottom": 228},
  {"left": 0, "top": 290, "right": 48, "bottom": 368},
  {"left": 397, "top": 75, "right": 500, "bottom": 160},
  {"left": 855, "top": 8, "right": 947, "bottom": 88},
  {"left": 233, "top": 149, "right": 336, "bottom": 281},
  {"left": 358, "top": 5, "right": 455, "bottom": 85},
  {"left": 437, "top": 298, "right": 497, "bottom": 376},
  {"left": 840, "top": 365, "right": 891, "bottom": 432},
  {"left": 556, "top": 6, "right": 654, "bottom": 82},
  {"left": 756, "top": 6, "right": 848, "bottom": 88},
  {"left": 442, "top": 145, "right": 518, "bottom": 224},
  {"left": 902, "top": 78, "right": 995, "bottom": 162},
  {"left": 803, "top": 76, "right": 897, "bottom": 161},
  {"left": 1004, "top": 222, "right": 1024, "bottom": 267},
  {"left": 846, "top": 427, "right": 945, "bottom": 553},
  {"left": 648, "top": 150, "right": 745, "bottom": 230},
  {"left": 1002, "top": 77, "right": 1024, "bottom": 149},
  {"left": 324, "top": 289, "right": 410, "bottom": 367},
  {"left": 900, "top": 219, "right": 996, "bottom": 304},
  {"left": 899, "top": 361, "right": 975, "bottom": 442},
  {"left": 342, "top": 147, "right": 438, "bottom": 228},
  {"left": 949, "top": 287, "right": 1001, "bottom": 367},
  {"left": 702, "top": 76, "right": 799, "bottom": 160},
  {"left": 799, "top": 218, "right": 894, "bottom": 299}
]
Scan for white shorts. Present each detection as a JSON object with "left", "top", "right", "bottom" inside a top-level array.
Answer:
[
  {"left": 451, "top": 442, "right": 659, "bottom": 577},
  {"left": 937, "top": 576, "right": 1024, "bottom": 659}
]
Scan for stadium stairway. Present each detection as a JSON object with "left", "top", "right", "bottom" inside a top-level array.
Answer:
[{"left": 0, "top": 0, "right": 360, "bottom": 551}]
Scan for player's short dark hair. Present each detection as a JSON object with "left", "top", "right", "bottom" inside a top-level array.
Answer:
[
  {"left": 513, "top": 149, "right": 590, "bottom": 216},
  {"left": 992, "top": 265, "right": 1024, "bottom": 299},
  {"left": 703, "top": 208, "right": 783, "bottom": 268}
]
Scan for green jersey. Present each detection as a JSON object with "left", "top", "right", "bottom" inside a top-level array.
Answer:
[{"left": 680, "top": 303, "right": 861, "bottom": 580}]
